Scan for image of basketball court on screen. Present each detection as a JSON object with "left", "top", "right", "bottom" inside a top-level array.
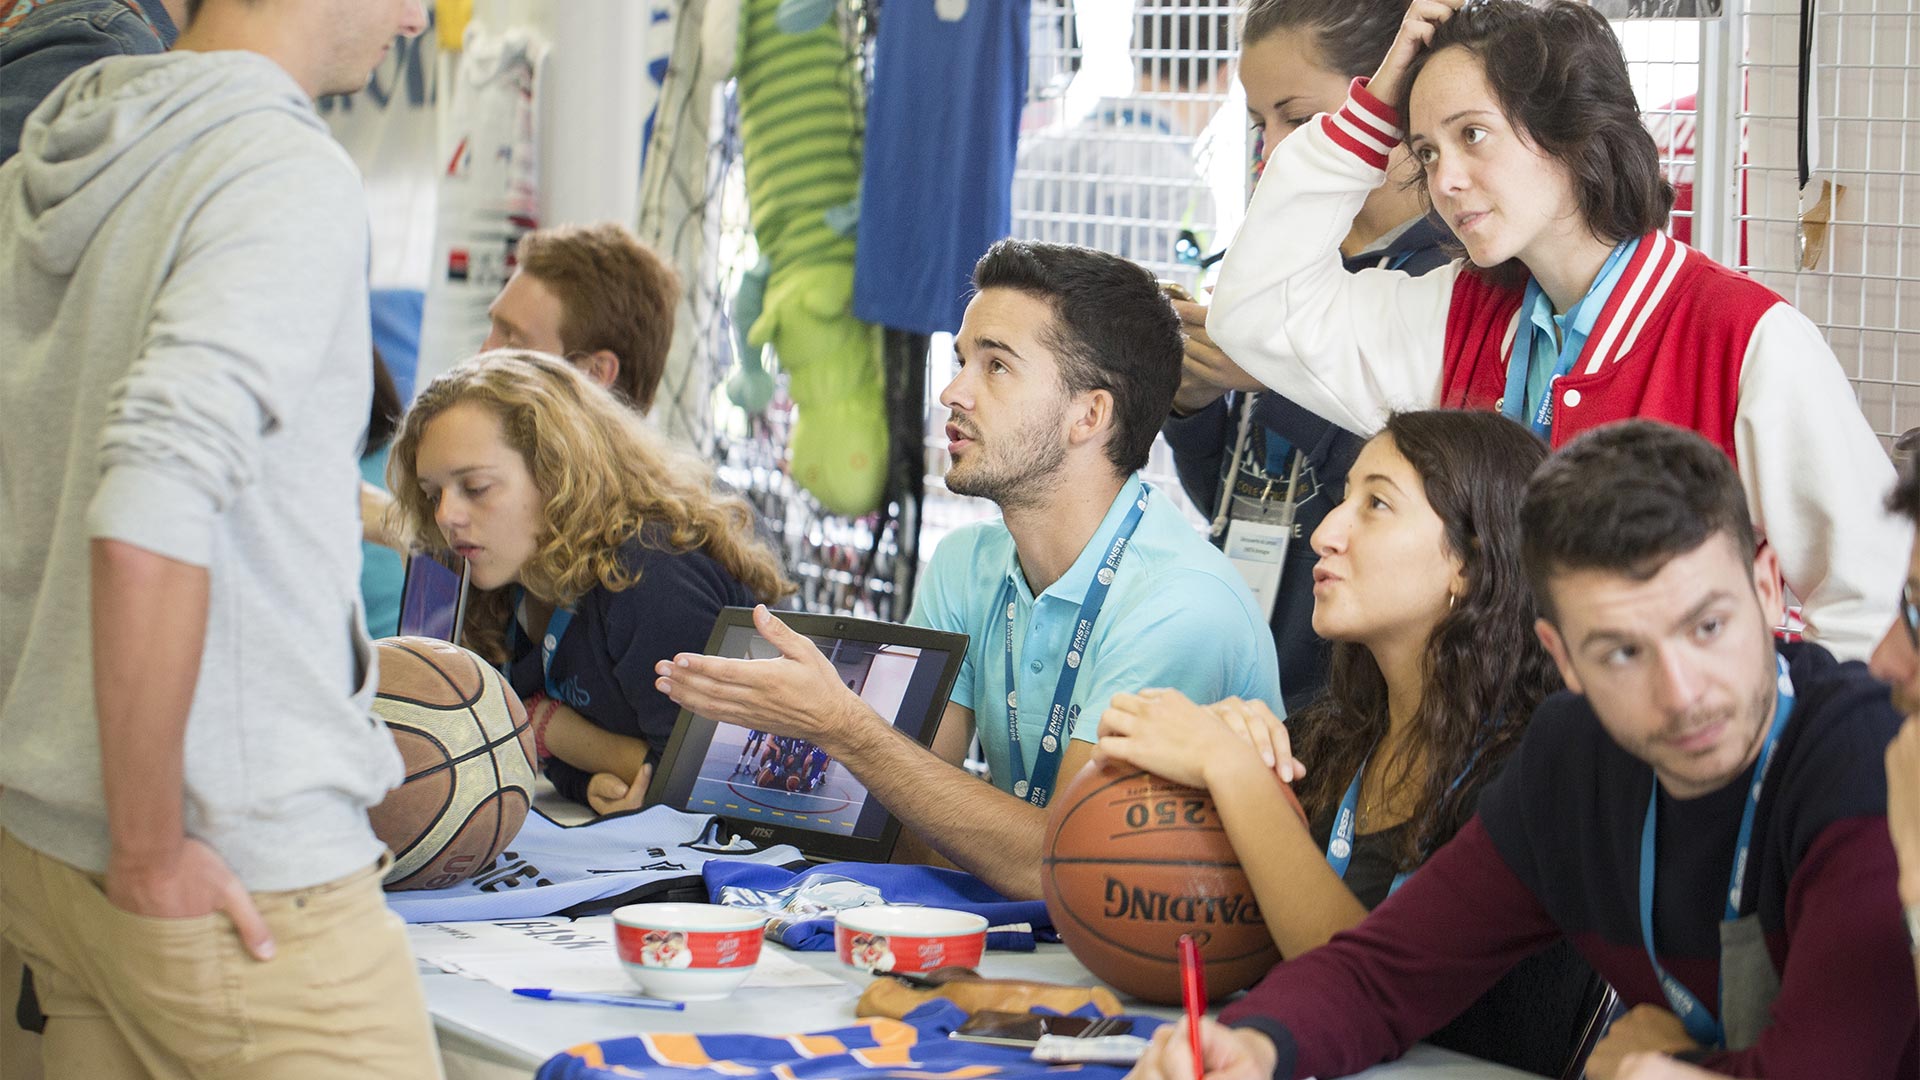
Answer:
[{"left": 683, "top": 629, "right": 941, "bottom": 838}]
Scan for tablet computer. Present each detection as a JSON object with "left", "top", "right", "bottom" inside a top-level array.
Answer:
[
  {"left": 644, "top": 607, "right": 968, "bottom": 865},
  {"left": 397, "top": 551, "right": 471, "bottom": 645}
]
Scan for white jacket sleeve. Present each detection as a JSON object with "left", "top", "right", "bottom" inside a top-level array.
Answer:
[
  {"left": 1735, "top": 303, "right": 1909, "bottom": 661},
  {"left": 1207, "top": 78, "right": 1458, "bottom": 436}
]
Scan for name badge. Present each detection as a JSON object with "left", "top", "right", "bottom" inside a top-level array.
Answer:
[{"left": 1223, "top": 515, "right": 1291, "bottom": 623}]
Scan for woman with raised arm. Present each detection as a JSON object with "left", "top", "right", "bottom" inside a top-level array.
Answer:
[
  {"left": 1101, "top": 409, "right": 1599, "bottom": 1076},
  {"left": 1205, "top": 0, "right": 1903, "bottom": 661}
]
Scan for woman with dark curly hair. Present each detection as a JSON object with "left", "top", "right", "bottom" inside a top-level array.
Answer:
[
  {"left": 1100, "top": 410, "right": 1553, "bottom": 941},
  {"left": 1204, "top": 0, "right": 1904, "bottom": 665},
  {"left": 1098, "top": 410, "right": 1601, "bottom": 1074},
  {"left": 388, "top": 350, "right": 794, "bottom": 815}
]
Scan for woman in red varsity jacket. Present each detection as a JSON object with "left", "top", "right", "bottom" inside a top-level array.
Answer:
[{"left": 1206, "top": 0, "right": 1906, "bottom": 662}]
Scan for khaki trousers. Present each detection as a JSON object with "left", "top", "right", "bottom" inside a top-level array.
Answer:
[{"left": 0, "top": 830, "right": 443, "bottom": 1080}]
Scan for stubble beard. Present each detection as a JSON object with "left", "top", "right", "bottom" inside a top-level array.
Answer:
[{"left": 944, "top": 421, "right": 1068, "bottom": 513}]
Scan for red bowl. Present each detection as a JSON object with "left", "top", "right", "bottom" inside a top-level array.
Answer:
[
  {"left": 834, "top": 906, "right": 988, "bottom": 975},
  {"left": 612, "top": 903, "right": 767, "bottom": 1000}
]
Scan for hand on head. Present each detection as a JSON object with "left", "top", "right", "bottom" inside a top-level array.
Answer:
[{"left": 1367, "top": 0, "right": 1469, "bottom": 105}]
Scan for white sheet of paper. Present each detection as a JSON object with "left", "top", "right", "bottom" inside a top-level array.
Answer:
[{"left": 408, "top": 916, "right": 844, "bottom": 994}]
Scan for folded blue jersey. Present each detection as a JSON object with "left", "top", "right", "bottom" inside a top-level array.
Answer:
[
  {"left": 535, "top": 1000, "right": 1162, "bottom": 1080},
  {"left": 703, "top": 861, "right": 1054, "bottom": 951}
]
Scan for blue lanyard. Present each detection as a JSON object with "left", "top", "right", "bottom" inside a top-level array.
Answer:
[
  {"left": 1000, "top": 486, "right": 1152, "bottom": 807},
  {"left": 1499, "top": 239, "right": 1635, "bottom": 438},
  {"left": 1326, "top": 746, "right": 1481, "bottom": 897},
  {"left": 1636, "top": 653, "right": 1795, "bottom": 1049},
  {"left": 511, "top": 587, "right": 576, "bottom": 700}
]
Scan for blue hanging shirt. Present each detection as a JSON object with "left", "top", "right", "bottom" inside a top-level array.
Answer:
[{"left": 853, "top": 0, "right": 1029, "bottom": 334}]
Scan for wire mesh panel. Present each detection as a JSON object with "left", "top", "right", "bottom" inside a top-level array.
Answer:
[
  {"left": 1618, "top": 19, "right": 1707, "bottom": 244},
  {"left": 1010, "top": 0, "right": 1240, "bottom": 287},
  {"left": 1733, "top": 0, "right": 1919, "bottom": 444}
]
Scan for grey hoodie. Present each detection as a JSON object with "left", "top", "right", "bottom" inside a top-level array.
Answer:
[{"left": 0, "top": 50, "right": 403, "bottom": 891}]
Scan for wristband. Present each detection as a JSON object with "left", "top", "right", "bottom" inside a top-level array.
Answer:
[
  {"left": 1906, "top": 903, "right": 1920, "bottom": 956},
  {"left": 523, "top": 694, "right": 558, "bottom": 762}
]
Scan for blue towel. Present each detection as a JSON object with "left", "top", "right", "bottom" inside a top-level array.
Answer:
[
  {"left": 704, "top": 860, "right": 1055, "bottom": 951},
  {"left": 535, "top": 1000, "right": 1162, "bottom": 1080}
]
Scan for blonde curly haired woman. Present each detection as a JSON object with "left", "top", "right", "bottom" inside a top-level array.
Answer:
[{"left": 389, "top": 350, "right": 793, "bottom": 815}]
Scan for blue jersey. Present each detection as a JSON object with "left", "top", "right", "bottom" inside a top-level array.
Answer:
[
  {"left": 853, "top": 0, "right": 1029, "bottom": 335},
  {"left": 536, "top": 1000, "right": 1165, "bottom": 1080}
]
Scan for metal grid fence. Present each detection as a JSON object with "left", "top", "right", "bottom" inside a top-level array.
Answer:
[{"left": 1730, "top": 0, "right": 1919, "bottom": 445}]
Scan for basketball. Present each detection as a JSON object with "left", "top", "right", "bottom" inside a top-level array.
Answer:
[
  {"left": 366, "top": 637, "right": 537, "bottom": 891},
  {"left": 785, "top": 775, "right": 803, "bottom": 792},
  {"left": 1041, "top": 761, "right": 1301, "bottom": 1004}
]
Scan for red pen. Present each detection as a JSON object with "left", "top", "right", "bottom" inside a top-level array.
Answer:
[{"left": 1178, "top": 933, "right": 1207, "bottom": 1080}]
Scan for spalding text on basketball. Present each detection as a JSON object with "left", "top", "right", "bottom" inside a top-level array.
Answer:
[{"left": 1101, "top": 878, "right": 1265, "bottom": 925}]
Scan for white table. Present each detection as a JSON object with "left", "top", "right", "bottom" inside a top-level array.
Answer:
[{"left": 425, "top": 943, "right": 1538, "bottom": 1079}]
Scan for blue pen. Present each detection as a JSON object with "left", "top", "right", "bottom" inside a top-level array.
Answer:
[{"left": 512, "top": 988, "right": 686, "bottom": 1011}]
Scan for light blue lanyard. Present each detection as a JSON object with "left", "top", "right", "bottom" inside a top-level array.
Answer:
[
  {"left": 1636, "top": 653, "right": 1795, "bottom": 1049},
  {"left": 1326, "top": 747, "right": 1481, "bottom": 897},
  {"left": 1500, "top": 239, "right": 1636, "bottom": 438},
  {"left": 999, "top": 486, "right": 1152, "bottom": 807},
  {"left": 511, "top": 587, "right": 576, "bottom": 700}
]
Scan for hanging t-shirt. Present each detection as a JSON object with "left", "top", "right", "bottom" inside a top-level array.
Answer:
[{"left": 853, "top": 0, "right": 1029, "bottom": 335}]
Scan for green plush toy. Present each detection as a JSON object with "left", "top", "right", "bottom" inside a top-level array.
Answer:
[{"left": 729, "top": 0, "right": 887, "bottom": 517}]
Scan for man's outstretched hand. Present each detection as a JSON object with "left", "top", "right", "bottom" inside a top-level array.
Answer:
[{"left": 655, "top": 605, "right": 867, "bottom": 746}]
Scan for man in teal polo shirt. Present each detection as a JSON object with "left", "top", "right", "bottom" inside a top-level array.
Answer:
[{"left": 657, "top": 240, "right": 1279, "bottom": 900}]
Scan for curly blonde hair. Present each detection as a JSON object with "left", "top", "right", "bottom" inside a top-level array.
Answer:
[{"left": 388, "top": 350, "right": 795, "bottom": 663}]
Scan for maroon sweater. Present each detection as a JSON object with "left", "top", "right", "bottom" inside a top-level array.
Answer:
[{"left": 1220, "top": 643, "right": 1918, "bottom": 1078}]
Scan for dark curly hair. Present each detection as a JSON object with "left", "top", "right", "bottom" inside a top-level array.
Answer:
[
  {"left": 1397, "top": 0, "right": 1673, "bottom": 281},
  {"left": 1290, "top": 410, "right": 1561, "bottom": 870}
]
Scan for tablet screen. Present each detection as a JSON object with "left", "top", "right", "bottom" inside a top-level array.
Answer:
[{"left": 652, "top": 622, "right": 958, "bottom": 843}]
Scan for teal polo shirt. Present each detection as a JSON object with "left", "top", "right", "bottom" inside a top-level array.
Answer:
[
  {"left": 908, "top": 474, "right": 1282, "bottom": 796},
  {"left": 1520, "top": 236, "right": 1640, "bottom": 415}
]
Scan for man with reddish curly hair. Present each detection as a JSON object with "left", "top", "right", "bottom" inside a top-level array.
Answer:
[{"left": 483, "top": 221, "right": 682, "bottom": 415}]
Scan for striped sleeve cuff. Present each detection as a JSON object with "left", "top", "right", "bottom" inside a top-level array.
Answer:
[{"left": 1318, "top": 76, "right": 1403, "bottom": 171}]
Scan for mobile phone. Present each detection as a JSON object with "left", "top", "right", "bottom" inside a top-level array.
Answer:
[{"left": 948, "top": 1011, "right": 1131, "bottom": 1047}]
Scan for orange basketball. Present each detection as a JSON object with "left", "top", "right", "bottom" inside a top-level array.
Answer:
[
  {"left": 366, "top": 637, "right": 536, "bottom": 891},
  {"left": 1041, "top": 762, "right": 1300, "bottom": 1004}
]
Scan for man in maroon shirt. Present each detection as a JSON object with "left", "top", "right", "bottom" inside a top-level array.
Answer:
[{"left": 1127, "top": 420, "right": 1916, "bottom": 1080}]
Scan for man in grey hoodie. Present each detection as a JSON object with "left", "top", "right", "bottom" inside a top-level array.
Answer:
[{"left": 0, "top": 0, "right": 438, "bottom": 1075}]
